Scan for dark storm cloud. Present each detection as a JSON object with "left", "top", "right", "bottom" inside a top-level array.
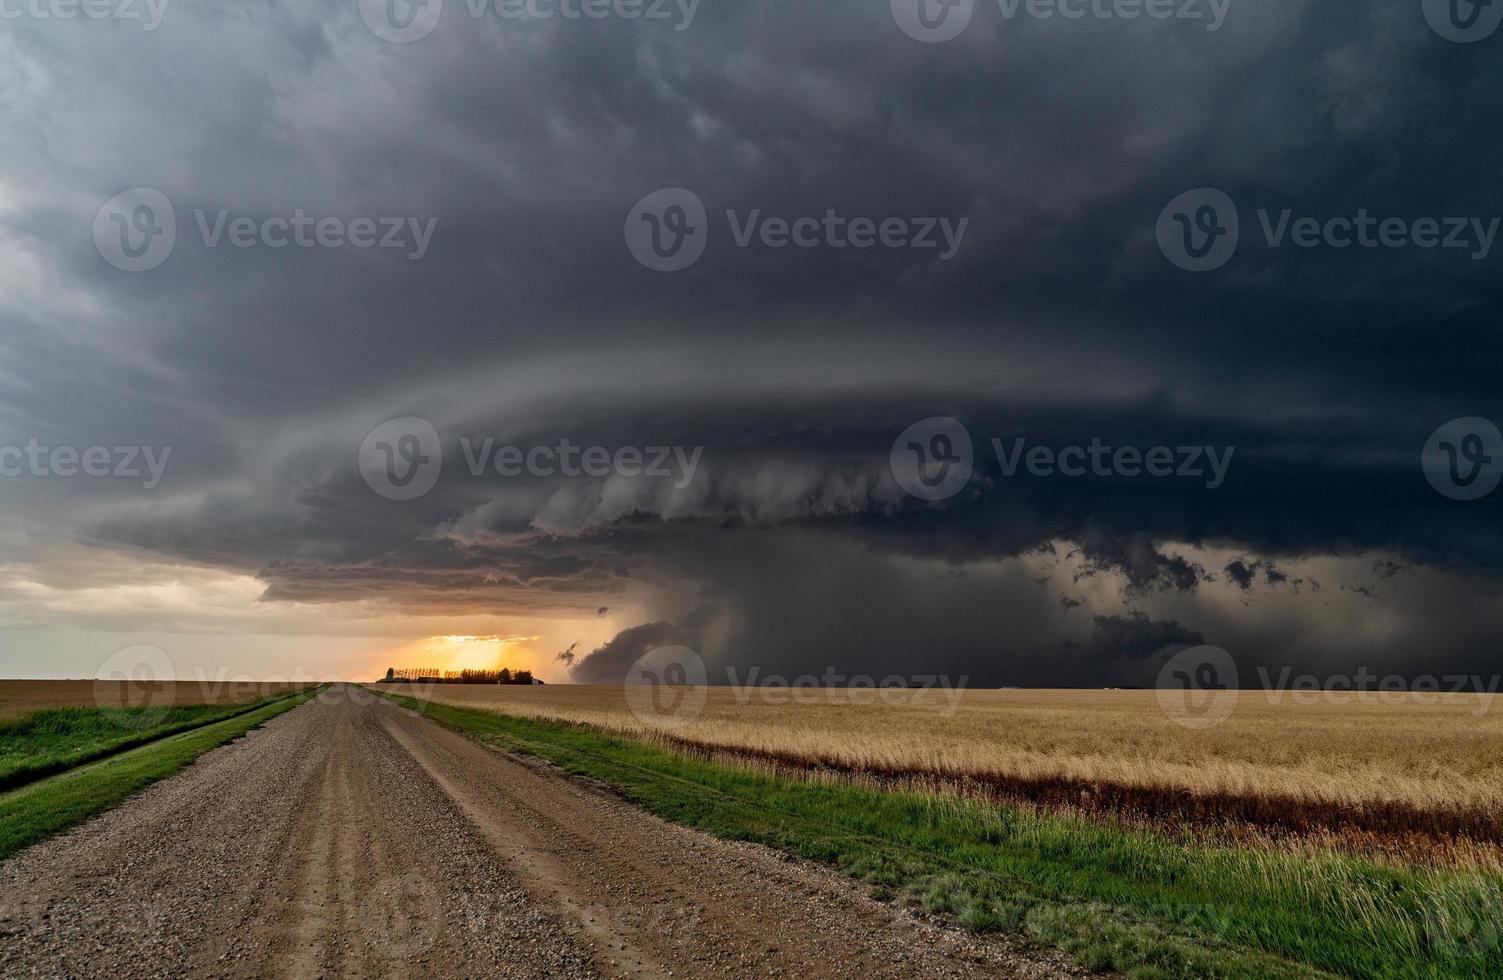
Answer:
[
  {"left": 76, "top": 383, "right": 1503, "bottom": 684},
  {"left": 1028, "top": 611, "right": 1205, "bottom": 682},
  {"left": 1079, "top": 613, "right": 1205, "bottom": 661},
  {"left": 1224, "top": 559, "right": 1303, "bottom": 592},
  {"left": 2, "top": 1, "right": 1502, "bottom": 683},
  {"left": 569, "top": 620, "right": 685, "bottom": 684},
  {"left": 1224, "top": 560, "right": 1258, "bottom": 590}
]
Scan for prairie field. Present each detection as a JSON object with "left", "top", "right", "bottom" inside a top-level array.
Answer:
[
  {"left": 0, "top": 681, "right": 320, "bottom": 794},
  {"left": 389, "top": 683, "right": 1503, "bottom": 859},
  {"left": 0, "top": 680, "right": 314, "bottom": 721}
]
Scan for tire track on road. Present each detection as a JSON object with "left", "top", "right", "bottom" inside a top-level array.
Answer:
[
  {"left": 378, "top": 697, "right": 1076, "bottom": 980},
  {"left": 0, "top": 686, "right": 599, "bottom": 979}
]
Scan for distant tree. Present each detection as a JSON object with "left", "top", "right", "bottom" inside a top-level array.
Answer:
[{"left": 386, "top": 665, "right": 539, "bottom": 684}]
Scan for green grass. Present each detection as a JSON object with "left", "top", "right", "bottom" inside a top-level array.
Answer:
[
  {"left": 0, "top": 687, "right": 322, "bottom": 861},
  {"left": 0, "top": 697, "right": 303, "bottom": 793},
  {"left": 373, "top": 690, "right": 1503, "bottom": 980}
]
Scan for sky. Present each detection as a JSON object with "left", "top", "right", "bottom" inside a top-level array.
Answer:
[{"left": 1, "top": 0, "right": 1500, "bottom": 688}]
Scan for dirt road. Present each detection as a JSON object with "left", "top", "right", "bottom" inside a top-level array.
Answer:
[{"left": 0, "top": 685, "right": 1075, "bottom": 979}]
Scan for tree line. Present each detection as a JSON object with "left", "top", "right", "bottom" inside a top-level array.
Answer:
[{"left": 379, "top": 667, "right": 540, "bottom": 685}]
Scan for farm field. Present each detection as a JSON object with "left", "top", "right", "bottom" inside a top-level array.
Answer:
[
  {"left": 0, "top": 687, "right": 321, "bottom": 861},
  {"left": 384, "top": 683, "right": 1503, "bottom": 860},
  {"left": 0, "top": 679, "right": 315, "bottom": 721},
  {"left": 0, "top": 680, "right": 323, "bottom": 795},
  {"left": 377, "top": 688, "right": 1503, "bottom": 980},
  {"left": 0, "top": 696, "right": 309, "bottom": 793}
]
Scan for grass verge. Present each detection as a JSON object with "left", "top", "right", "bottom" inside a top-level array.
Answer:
[
  {"left": 375, "top": 690, "right": 1503, "bottom": 980},
  {"left": 0, "top": 695, "right": 314, "bottom": 793},
  {"left": 0, "top": 686, "right": 323, "bottom": 861}
]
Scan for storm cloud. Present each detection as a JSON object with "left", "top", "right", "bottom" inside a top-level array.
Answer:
[{"left": 1, "top": 0, "right": 1500, "bottom": 685}]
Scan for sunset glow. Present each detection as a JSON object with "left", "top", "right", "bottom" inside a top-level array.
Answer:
[{"left": 377, "top": 634, "right": 544, "bottom": 678}]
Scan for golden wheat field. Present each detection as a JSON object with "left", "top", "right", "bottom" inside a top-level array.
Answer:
[
  {"left": 387, "top": 683, "right": 1503, "bottom": 855},
  {"left": 0, "top": 680, "right": 314, "bottom": 721}
]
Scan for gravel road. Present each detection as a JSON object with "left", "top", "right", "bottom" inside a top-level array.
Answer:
[{"left": 0, "top": 685, "right": 1080, "bottom": 979}]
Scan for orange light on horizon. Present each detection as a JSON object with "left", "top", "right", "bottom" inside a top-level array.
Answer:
[{"left": 372, "top": 633, "right": 543, "bottom": 678}]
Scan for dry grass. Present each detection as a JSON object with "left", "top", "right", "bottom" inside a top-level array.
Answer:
[
  {"left": 389, "top": 683, "right": 1503, "bottom": 859},
  {"left": 0, "top": 680, "right": 314, "bottom": 722}
]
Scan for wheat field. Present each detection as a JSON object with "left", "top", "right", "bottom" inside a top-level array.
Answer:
[
  {"left": 0, "top": 680, "right": 315, "bottom": 721},
  {"left": 387, "top": 683, "right": 1503, "bottom": 857}
]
